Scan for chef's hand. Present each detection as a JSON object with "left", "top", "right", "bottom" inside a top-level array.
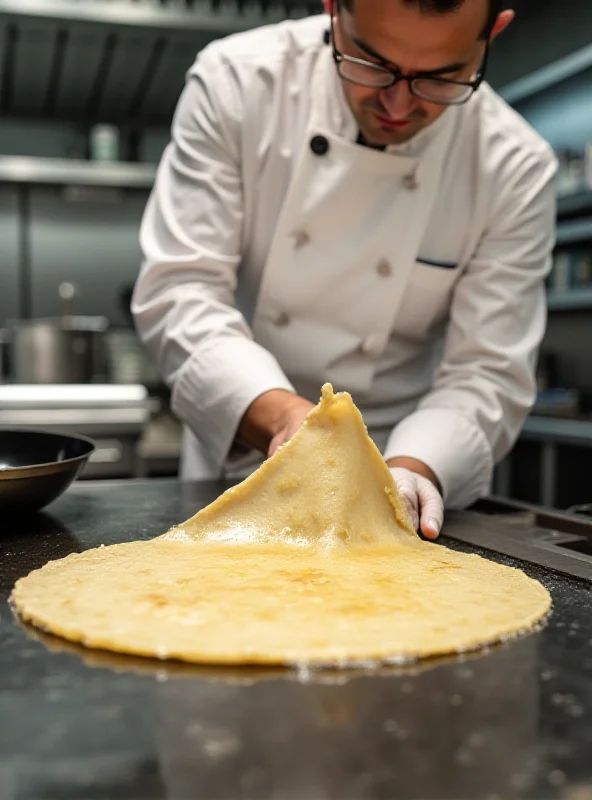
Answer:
[
  {"left": 387, "top": 459, "right": 444, "bottom": 540},
  {"left": 238, "top": 390, "right": 315, "bottom": 457}
]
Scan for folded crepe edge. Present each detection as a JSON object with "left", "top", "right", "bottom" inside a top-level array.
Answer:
[{"left": 166, "top": 383, "right": 417, "bottom": 540}]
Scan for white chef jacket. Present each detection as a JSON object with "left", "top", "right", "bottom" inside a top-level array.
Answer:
[{"left": 132, "top": 15, "right": 557, "bottom": 508}]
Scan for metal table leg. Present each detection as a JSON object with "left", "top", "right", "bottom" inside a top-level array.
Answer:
[
  {"left": 541, "top": 443, "right": 557, "bottom": 508},
  {"left": 494, "top": 456, "right": 512, "bottom": 498}
]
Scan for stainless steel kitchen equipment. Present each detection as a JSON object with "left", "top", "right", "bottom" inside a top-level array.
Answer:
[
  {"left": 5, "top": 281, "right": 109, "bottom": 384},
  {"left": 0, "top": 428, "right": 94, "bottom": 516},
  {"left": 0, "top": 384, "right": 150, "bottom": 479},
  {"left": 6, "top": 315, "right": 109, "bottom": 384},
  {"left": 105, "top": 328, "right": 162, "bottom": 387}
]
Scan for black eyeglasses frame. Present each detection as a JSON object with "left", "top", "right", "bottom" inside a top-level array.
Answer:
[{"left": 329, "top": 9, "right": 493, "bottom": 107}]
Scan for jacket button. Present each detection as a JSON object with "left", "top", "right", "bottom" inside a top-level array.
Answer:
[
  {"left": 360, "top": 334, "right": 384, "bottom": 357},
  {"left": 376, "top": 259, "right": 392, "bottom": 277},
  {"left": 310, "top": 135, "right": 329, "bottom": 156},
  {"left": 275, "top": 312, "right": 291, "bottom": 327},
  {"left": 291, "top": 230, "right": 310, "bottom": 249},
  {"left": 403, "top": 173, "right": 418, "bottom": 190}
]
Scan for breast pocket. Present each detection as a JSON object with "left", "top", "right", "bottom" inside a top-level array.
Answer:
[
  {"left": 415, "top": 256, "right": 458, "bottom": 270},
  {"left": 394, "top": 259, "right": 463, "bottom": 340}
]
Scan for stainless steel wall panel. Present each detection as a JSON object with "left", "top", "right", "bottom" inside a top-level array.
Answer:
[
  {"left": 12, "top": 21, "right": 58, "bottom": 113},
  {"left": 0, "top": 21, "right": 7, "bottom": 110},
  {"left": 139, "top": 40, "right": 201, "bottom": 119},
  {"left": 0, "top": 186, "right": 21, "bottom": 326},
  {"left": 29, "top": 187, "right": 148, "bottom": 326},
  {"left": 54, "top": 29, "right": 106, "bottom": 117},
  {"left": 96, "top": 31, "right": 158, "bottom": 120},
  {"left": 490, "top": 0, "right": 592, "bottom": 89}
]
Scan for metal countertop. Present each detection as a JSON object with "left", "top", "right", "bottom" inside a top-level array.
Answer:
[{"left": 1, "top": 479, "right": 592, "bottom": 800}]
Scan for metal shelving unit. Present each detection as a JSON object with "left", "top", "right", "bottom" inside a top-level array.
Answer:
[
  {"left": 499, "top": 47, "right": 592, "bottom": 307},
  {"left": 550, "top": 198, "right": 592, "bottom": 310},
  {"left": 0, "top": 0, "right": 316, "bottom": 125},
  {"left": 499, "top": 43, "right": 592, "bottom": 106},
  {"left": 557, "top": 190, "right": 592, "bottom": 220},
  {"left": 0, "top": 155, "right": 156, "bottom": 188},
  {"left": 0, "top": 0, "right": 291, "bottom": 34},
  {"left": 547, "top": 289, "right": 592, "bottom": 312},
  {"left": 555, "top": 219, "right": 592, "bottom": 247}
]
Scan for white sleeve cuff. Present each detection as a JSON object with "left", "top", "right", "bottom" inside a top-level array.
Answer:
[
  {"left": 384, "top": 408, "right": 494, "bottom": 509},
  {"left": 171, "top": 336, "right": 295, "bottom": 469}
]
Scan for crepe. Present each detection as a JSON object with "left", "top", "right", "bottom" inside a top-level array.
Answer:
[
  {"left": 11, "top": 384, "right": 551, "bottom": 666},
  {"left": 12, "top": 538, "right": 549, "bottom": 665},
  {"left": 164, "top": 383, "right": 417, "bottom": 548}
]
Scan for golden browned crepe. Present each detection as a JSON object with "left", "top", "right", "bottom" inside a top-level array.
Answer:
[
  {"left": 164, "top": 383, "right": 417, "bottom": 548},
  {"left": 12, "top": 538, "right": 550, "bottom": 665},
  {"left": 11, "top": 384, "right": 551, "bottom": 666}
]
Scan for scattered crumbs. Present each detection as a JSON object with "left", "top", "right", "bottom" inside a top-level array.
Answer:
[
  {"left": 454, "top": 746, "right": 473, "bottom": 765},
  {"left": 547, "top": 770, "right": 566, "bottom": 787}
]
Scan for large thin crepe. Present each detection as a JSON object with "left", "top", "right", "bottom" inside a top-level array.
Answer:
[{"left": 12, "top": 385, "right": 551, "bottom": 666}]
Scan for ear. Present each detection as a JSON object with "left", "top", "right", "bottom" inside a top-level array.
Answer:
[
  {"left": 324, "top": 0, "right": 334, "bottom": 14},
  {"left": 489, "top": 8, "right": 514, "bottom": 42}
]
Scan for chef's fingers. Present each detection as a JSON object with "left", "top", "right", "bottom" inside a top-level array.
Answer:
[
  {"left": 268, "top": 422, "right": 303, "bottom": 457},
  {"left": 268, "top": 433, "right": 284, "bottom": 458},
  {"left": 403, "top": 497, "right": 420, "bottom": 531},
  {"left": 268, "top": 407, "right": 313, "bottom": 458},
  {"left": 416, "top": 475, "right": 444, "bottom": 540},
  {"left": 390, "top": 469, "right": 420, "bottom": 530}
]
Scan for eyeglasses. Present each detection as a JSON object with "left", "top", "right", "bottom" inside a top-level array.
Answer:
[{"left": 330, "top": 14, "right": 490, "bottom": 106}]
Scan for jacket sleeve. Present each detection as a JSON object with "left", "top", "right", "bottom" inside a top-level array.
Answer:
[
  {"left": 384, "top": 146, "right": 558, "bottom": 509},
  {"left": 132, "top": 48, "right": 294, "bottom": 471}
]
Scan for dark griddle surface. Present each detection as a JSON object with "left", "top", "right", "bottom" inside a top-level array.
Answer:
[{"left": 1, "top": 479, "right": 592, "bottom": 800}]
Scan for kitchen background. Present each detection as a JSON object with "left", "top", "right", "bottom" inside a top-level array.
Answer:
[{"left": 0, "top": 0, "right": 591, "bottom": 508}]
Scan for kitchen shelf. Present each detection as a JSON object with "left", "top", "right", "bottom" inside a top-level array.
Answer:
[
  {"left": 499, "top": 43, "right": 592, "bottom": 106},
  {"left": 557, "top": 190, "right": 592, "bottom": 220},
  {"left": 546, "top": 289, "right": 592, "bottom": 311},
  {"left": 3, "top": 155, "right": 591, "bottom": 224},
  {"left": 0, "top": 0, "right": 314, "bottom": 125},
  {"left": 0, "top": 156, "right": 156, "bottom": 188},
  {"left": 521, "top": 415, "right": 592, "bottom": 447},
  {"left": 555, "top": 219, "right": 592, "bottom": 247},
  {"left": 0, "top": 0, "right": 296, "bottom": 35}
]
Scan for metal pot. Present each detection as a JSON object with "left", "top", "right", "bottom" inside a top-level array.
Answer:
[
  {"left": 5, "top": 281, "right": 109, "bottom": 385},
  {"left": 105, "top": 329, "right": 161, "bottom": 387},
  {"left": 6, "top": 315, "right": 109, "bottom": 384}
]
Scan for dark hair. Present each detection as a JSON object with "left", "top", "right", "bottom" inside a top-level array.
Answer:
[{"left": 339, "top": 0, "right": 503, "bottom": 39}]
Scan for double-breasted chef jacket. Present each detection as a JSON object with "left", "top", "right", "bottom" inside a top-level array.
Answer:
[{"left": 132, "top": 15, "right": 557, "bottom": 509}]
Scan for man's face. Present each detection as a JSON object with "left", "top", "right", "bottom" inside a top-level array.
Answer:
[{"left": 331, "top": 0, "right": 493, "bottom": 146}]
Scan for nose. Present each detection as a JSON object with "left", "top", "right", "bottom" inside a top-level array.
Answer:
[{"left": 378, "top": 80, "right": 417, "bottom": 118}]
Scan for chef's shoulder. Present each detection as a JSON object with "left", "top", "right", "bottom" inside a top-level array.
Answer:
[
  {"left": 186, "top": 16, "right": 326, "bottom": 114},
  {"left": 472, "top": 84, "right": 557, "bottom": 194}
]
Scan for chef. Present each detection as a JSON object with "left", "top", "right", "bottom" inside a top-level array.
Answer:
[{"left": 133, "top": 0, "right": 557, "bottom": 539}]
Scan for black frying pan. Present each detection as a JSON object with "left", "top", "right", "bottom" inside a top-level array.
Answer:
[{"left": 0, "top": 429, "right": 95, "bottom": 517}]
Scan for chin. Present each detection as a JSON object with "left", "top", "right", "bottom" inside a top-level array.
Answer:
[{"left": 362, "top": 123, "right": 419, "bottom": 147}]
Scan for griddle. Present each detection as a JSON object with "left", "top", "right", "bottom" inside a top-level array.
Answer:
[{"left": 1, "top": 479, "right": 591, "bottom": 800}]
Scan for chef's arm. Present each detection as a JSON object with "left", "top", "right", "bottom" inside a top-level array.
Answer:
[
  {"left": 133, "top": 48, "right": 296, "bottom": 471},
  {"left": 384, "top": 147, "right": 558, "bottom": 509}
]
